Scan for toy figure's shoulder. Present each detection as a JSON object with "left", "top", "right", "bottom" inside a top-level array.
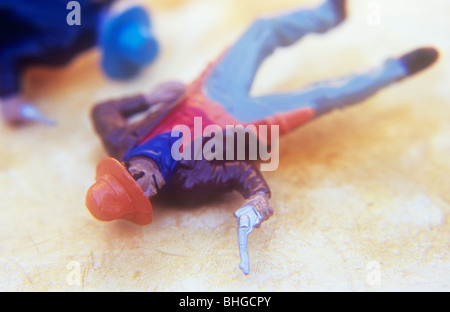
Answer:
[{"left": 0, "top": 0, "right": 112, "bottom": 24}]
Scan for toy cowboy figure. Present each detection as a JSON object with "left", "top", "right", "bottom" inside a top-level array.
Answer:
[
  {"left": 0, "top": 0, "right": 158, "bottom": 125},
  {"left": 85, "top": 0, "right": 438, "bottom": 274}
]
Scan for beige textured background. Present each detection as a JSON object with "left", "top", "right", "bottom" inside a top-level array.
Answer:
[{"left": 0, "top": 0, "right": 449, "bottom": 291}]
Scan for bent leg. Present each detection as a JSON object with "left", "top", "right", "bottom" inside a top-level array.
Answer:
[
  {"left": 204, "top": 0, "right": 347, "bottom": 113},
  {"left": 249, "top": 47, "right": 439, "bottom": 125}
]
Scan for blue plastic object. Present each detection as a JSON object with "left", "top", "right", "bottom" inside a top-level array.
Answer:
[
  {"left": 0, "top": 0, "right": 110, "bottom": 97},
  {"left": 99, "top": 6, "right": 159, "bottom": 80}
]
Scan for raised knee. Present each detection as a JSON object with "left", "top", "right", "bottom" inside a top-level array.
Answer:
[{"left": 248, "top": 17, "right": 273, "bottom": 35}]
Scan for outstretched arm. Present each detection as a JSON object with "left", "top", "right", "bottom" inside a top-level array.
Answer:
[
  {"left": 91, "top": 81, "right": 186, "bottom": 159},
  {"left": 228, "top": 162, "right": 274, "bottom": 275},
  {"left": 171, "top": 156, "right": 273, "bottom": 275}
]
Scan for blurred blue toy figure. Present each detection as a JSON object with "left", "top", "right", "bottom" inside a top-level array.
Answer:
[{"left": 0, "top": 0, "right": 159, "bottom": 125}]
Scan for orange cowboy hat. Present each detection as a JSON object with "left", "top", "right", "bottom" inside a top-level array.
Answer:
[{"left": 85, "top": 157, "right": 152, "bottom": 225}]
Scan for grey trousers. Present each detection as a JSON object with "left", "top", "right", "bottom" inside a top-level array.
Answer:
[{"left": 204, "top": 0, "right": 407, "bottom": 123}]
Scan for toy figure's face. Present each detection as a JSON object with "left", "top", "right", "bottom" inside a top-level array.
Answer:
[{"left": 125, "top": 157, "right": 164, "bottom": 198}]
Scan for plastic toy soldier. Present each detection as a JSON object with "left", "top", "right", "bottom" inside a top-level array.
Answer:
[{"left": 85, "top": 0, "right": 439, "bottom": 274}]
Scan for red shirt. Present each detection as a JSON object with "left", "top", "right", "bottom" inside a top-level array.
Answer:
[{"left": 139, "top": 59, "right": 316, "bottom": 146}]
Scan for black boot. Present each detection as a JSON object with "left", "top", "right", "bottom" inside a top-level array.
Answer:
[
  {"left": 399, "top": 47, "right": 439, "bottom": 76},
  {"left": 329, "top": 0, "right": 347, "bottom": 24}
]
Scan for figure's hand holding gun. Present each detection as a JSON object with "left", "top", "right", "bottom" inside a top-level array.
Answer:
[{"left": 235, "top": 192, "right": 273, "bottom": 275}]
